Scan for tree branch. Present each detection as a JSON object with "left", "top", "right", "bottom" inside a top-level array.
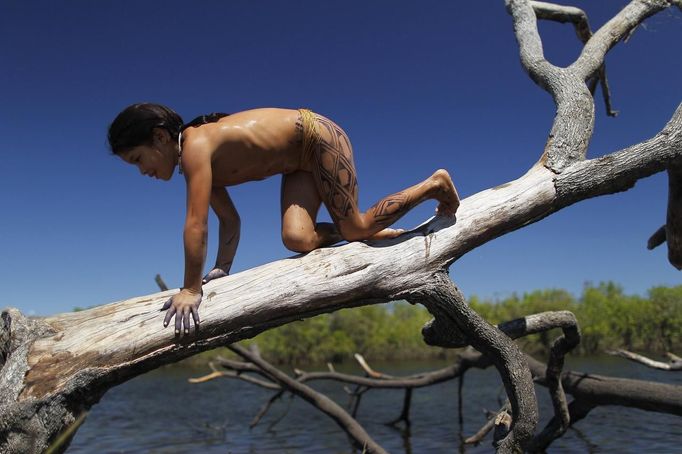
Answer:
[
  {"left": 555, "top": 103, "right": 682, "bottom": 205},
  {"left": 227, "top": 344, "right": 388, "bottom": 454},
  {"left": 524, "top": 312, "right": 580, "bottom": 451},
  {"left": 209, "top": 349, "right": 487, "bottom": 390},
  {"left": 386, "top": 388, "right": 413, "bottom": 428},
  {"left": 666, "top": 163, "right": 682, "bottom": 269},
  {"left": 607, "top": 349, "right": 682, "bottom": 371},
  {"left": 464, "top": 401, "right": 511, "bottom": 445},
  {"left": 526, "top": 355, "right": 682, "bottom": 415},
  {"left": 250, "top": 390, "right": 285, "bottom": 428},
  {"left": 354, "top": 353, "right": 395, "bottom": 379},
  {"left": 154, "top": 274, "right": 169, "bottom": 292},
  {"left": 529, "top": 399, "right": 595, "bottom": 452},
  {"left": 506, "top": 0, "right": 594, "bottom": 170},
  {"left": 466, "top": 310, "right": 580, "bottom": 449},
  {"left": 508, "top": 1, "right": 675, "bottom": 171},
  {"left": 409, "top": 273, "right": 538, "bottom": 453},
  {"left": 572, "top": 0, "right": 674, "bottom": 81},
  {"left": 648, "top": 225, "right": 667, "bottom": 250},
  {"left": 530, "top": 1, "right": 618, "bottom": 116},
  {"left": 505, "top": 0, "right": 558, "bottom": 90}
]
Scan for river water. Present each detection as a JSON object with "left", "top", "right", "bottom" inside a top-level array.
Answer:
[{"left": 68, "top": 355, "right": 681, "bottom": 453}]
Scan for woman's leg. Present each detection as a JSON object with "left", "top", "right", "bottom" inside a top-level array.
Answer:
[
  {"left": 310, "top": 115, "right": 460, "bottom": 242},
  {"left": 280, "top": 170, "right": 343, "bottom": 253}
]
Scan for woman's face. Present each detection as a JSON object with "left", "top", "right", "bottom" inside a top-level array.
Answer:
[
  {"left": 120, "top": 144, "right": 175, "bottom": 180},
  {"left": 119, "top": 129, "right": 176, "bottom": 180}
]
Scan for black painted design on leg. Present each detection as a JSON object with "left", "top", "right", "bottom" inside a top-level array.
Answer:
[
  {"left": 370, "top": 192, "right": 413, "bottom": 227},
  {"left": 311, "top": 117, "right": 359, "bottom": 222}
]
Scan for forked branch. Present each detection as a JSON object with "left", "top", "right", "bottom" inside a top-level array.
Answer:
[
  {"left": 530, "top": 1, "right": 617, "bottom": 116},
  {"left": 507, "top": 0, "right": 678, "bottom": 170}
]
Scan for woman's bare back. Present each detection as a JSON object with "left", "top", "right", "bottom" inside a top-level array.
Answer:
[{"left": 183, "top": 108, "right": 304, "bottom": 186}]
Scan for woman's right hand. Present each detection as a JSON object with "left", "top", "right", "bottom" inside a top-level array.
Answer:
[
  {"left": 162, "top": 288, "right": 202, "bottom": 335},
  {"left": 202, "top": 267, "right": 228, "bottom": 284}
]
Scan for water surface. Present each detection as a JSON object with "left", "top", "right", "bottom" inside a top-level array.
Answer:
[{"left": 69, "top": 355, "right": 682, "bottom": 453}]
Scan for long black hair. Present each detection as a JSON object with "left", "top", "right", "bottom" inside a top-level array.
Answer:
[{"left": 107, "top": 102, "right": 229, "bottom": 154}]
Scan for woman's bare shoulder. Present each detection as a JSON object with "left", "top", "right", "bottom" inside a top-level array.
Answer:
[
  {"left": 183, "top": 107, "right": 300, "bottom": 157},
  {"left": 224, "top": 107, "right": 299, "bottom": 122}
]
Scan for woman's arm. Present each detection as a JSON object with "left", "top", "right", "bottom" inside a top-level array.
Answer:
[
  {"left": 181, "top": 156, "right": 213, "bottom": 293},
  {"left": 163, "top": 145, "right": 212, "bottom": 334},
  {"left": 203, "top": 187, "right": 241, "bottom": 282}
]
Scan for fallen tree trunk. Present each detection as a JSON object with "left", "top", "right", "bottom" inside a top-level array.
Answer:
[{"left": 1, "top": 1, "right": 681, "bottom": 452}]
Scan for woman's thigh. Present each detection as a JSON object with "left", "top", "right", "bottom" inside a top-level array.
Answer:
[
  {"left": 310, "top": 115, "right": 361, "bottom": 225},
  {"left": 281, "top": 170, "right": 322, "bottom": 237}
]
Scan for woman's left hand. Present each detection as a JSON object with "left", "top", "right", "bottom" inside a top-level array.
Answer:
[{"left": 161, "top": 288, "right": 202, "bottom": 335}]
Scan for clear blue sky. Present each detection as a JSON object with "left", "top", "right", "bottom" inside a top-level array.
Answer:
[{"left": 1, "top": 1, "right": 680, "bottom": 316}]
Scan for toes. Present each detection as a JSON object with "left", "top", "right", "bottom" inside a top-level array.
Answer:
[
  {"left": 387, "top": 228, "right": 404, "bottom": 239},
  {"left": 436, "top": 203, "right": 456, "bottom": 217}
]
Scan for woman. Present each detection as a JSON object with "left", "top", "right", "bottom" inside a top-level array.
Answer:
[{"left": 108, "top": 103, "right": 460, "bottom": 335}]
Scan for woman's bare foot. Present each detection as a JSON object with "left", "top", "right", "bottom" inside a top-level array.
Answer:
[
  {"left": 368, "top": 228, "right": 406, "bottom": 240},
  {"left": 430, "top": 169, "right": 460, "bottom": 216}
]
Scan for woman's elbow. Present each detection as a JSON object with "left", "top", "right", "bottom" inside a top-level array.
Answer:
[{"left": 184, "top": 219, "right": 208, "bottom": 235}]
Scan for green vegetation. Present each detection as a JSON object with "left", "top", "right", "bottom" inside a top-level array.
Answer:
[
  {"left": 244, "top": 303, "right": 440, "bottom": 364},
  {"left": 471, "top": 282, "right": 682, "bottom": 356},
  {"left": 241, "top": 282, "right": 681, "bottom": 364}
]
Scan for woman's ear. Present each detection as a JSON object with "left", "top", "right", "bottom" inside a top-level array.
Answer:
[{"left": 152, "top": 127, "right": 171, "bottom": 145}]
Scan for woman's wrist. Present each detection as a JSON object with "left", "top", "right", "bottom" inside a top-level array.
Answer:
[
  {"left": 214, "top": 262, "right": 231, "bottom": 272},
  {"left": 181, "top": 286, "right": 203, "bottom": 296}
]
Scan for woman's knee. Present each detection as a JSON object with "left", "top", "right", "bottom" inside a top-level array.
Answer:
[
  {"left": 282, "top": 229, "right": 317, "bottom": 253},
  {"left": 337, "top": 219, "right": 370, "bottom": 242}
]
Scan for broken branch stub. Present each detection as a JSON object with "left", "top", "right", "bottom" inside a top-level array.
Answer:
[
  {"left": 648, "top": 225, "right": 667, "bottom": 250},
  {"left": 667, "top": 164, "right": 682, "bottom": 269}
]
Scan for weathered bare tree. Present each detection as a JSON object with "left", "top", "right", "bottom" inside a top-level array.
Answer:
[{"left": 1, "top": 1, "right": 680, "bottom": 452}]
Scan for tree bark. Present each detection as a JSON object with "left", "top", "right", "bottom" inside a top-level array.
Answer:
[{"left": 407, "top": 273, "right": 538, "bottom": 453}]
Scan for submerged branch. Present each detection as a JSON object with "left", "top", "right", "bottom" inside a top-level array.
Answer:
[
  {"left": 607, "top": 349, "right": 682, "bottom": 371},
  {"left": 227, "top": 344, "right": 388, "bottom": 454}
]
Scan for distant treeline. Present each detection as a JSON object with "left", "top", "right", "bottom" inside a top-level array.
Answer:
[{"left": 239, "top": 282, "right": 681, "bottom": 364}]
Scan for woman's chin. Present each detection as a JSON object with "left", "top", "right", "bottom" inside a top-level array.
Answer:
[{"left": 160, "top": 169, "right": 174, "bottom": 181}]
